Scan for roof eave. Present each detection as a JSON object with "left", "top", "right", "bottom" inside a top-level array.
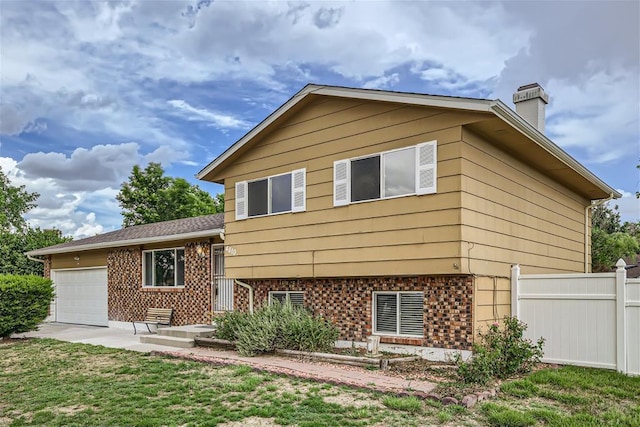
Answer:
[
  {"left": 490, "top": 100, "right": 621, "bottom": 201},
  {"left": 26, "top": 228, "right": 224, "bottom": 256}
]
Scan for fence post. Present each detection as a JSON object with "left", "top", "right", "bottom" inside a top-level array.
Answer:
[
  {"left": 615, "top": 258, "right": 627, "bottom": 374},
  {"left": 511, "top": 264, "right": 520, "bottom": 318}
]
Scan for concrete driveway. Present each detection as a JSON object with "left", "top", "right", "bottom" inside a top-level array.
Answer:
[{"left": 20, "top": 322, "right": 186, "bottom": 353}]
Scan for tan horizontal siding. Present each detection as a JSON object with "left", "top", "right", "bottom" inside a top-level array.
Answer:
[
  {"left": 460, "top": 128, "right": 588, "bottom": 275},
  {"left": 474, "top": 276, "right": 511, "bottom": 336},
  {"left": 51, "top": 250, "right": 108, "bottom": 269},
  {"left": 220, "top": 98, "right": 471, "bottom": 278},
  {"left": 221, "top": 104, "right": 481, "bottom": 181},
  {"left": 228, "top": 257, "right": 462, "bottom": 280},
  {"left": 464, "top": 242, "right": 584, "bottom": 276}
]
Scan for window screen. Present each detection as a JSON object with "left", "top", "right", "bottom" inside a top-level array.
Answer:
[{"left": 351, "top": 156, "right": 380, "bottom": 202}]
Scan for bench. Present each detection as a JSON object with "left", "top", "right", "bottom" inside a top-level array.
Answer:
[{"left": 133, "top": 308, "right": 173, "bottom": 335}]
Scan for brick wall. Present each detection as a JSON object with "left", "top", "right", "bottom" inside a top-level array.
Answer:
[
  {"left": 44, "top": 256, "right": 51, "bottom": 279},
  {"left": 236, "top": 275, "right": 474, "bottom": 350},
  {"left": 107, "top": 241, "right": 212, "bottom": 325}
]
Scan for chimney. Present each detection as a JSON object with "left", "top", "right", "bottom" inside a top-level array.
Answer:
[{"left": 513, "top": 83, "right": 549, "bottom": 133}]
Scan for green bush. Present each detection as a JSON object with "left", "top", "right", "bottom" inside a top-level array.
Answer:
[
  {"left": 216, "top": 299, "right": 339, "bottom": 356},
  {"left": 213, "top": 310, "right": 248, "bottom": 342},
  {"left": 0, "top": 274, "right": 54, "bottom": 339},
  {"left": 455, "top": 316, "right": 545, "bottom": 384}
]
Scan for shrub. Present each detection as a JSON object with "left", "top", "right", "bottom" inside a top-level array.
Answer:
[
  {"left": 0, "top": 274, "right": 54, "bottom": 339},
  {"left": 216, "top": 299, "right": 339, "bottom": 356},
  {"left": 455, "top": 316, "right": 545, "bottom": 384},
  {"left": 214, "top": 310, "right": 247, "bottom": 342}
]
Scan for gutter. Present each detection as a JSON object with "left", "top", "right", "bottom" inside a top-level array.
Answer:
[
  {"left": 26, "top": 228, "right": 224, "bottom": 256},
  {"left": 584, "top": 194, "right": 616, "bottom": 273},
  {"left": 26, "top": 254, "right": 45, "bottom": 264},
  {"left": 235, "top": 279, "right": 254, "bottom": 313}
]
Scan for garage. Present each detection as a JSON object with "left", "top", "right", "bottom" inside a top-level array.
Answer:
[{"left": 52, "top": 268, "right": 108, "bottom": 327}]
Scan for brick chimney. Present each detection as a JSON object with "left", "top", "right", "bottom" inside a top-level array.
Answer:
[{"left": 513, "top": 83, "right": 549, "bottom": 133}]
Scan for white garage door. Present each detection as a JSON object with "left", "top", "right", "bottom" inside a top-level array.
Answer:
[{"left": 52, "top": 268, "right": 108, "bottom": 327}]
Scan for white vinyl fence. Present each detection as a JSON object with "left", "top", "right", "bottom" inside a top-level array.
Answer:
[{"left": 511, "top": 259, "right": 640, "bottom": 375}]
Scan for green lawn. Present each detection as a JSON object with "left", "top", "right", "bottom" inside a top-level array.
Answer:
[{"left": 1, "top": 339, "right": 639, "bottom": 427}]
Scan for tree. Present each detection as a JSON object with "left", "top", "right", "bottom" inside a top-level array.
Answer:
[
  {"left": 0, "top": 228, "right": 71, "bottom": 276},
  {"left": 116, "top": 163, "right": 172, "bottom": 227},
  {"left": 117, "top": 163, "right": 224, "bottom": 227},
  {"left": 0, "top": 167, "right": 70, "bottom": 275},
  {"left": 591, "top": 203, "right": 640, "bottom": 272},
  {"left": 0, "top": 166, "right": 39, "bottom": 233}
]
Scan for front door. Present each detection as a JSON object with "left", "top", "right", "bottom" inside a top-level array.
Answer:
[{"left": 212, "top": 245, "right": 234, "bottom": 311}]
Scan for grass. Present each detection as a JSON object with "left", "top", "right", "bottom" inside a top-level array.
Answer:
[
  {"left": 1, "top": 339, "right": 639, "bottom": 426},
  {"left": 483, "top": 366, "right": 640, "bottom": 426}
]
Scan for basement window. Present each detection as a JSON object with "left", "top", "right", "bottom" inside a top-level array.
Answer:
[
  {"left": 333, "top": 141, "right": 437, "bottom": 206},
  {"left": 269, "top": 291, "right": 304, "bottom": 308},
  {"left": 143, "top": 248, "right": 185, "bottom": 287},
  {"left": 373, "top": 292, "right": 424, "bottom": 337}
]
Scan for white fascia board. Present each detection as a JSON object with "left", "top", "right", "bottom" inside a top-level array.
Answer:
[
  {"left": 26, "top": 229, "right": 224, "bottom": 256},
  {"left": 490, "top": 100, "right": 621, "bottom": 200},
  {"left": 195, "top": 84, "right": 493, "bottom": 181},
  {"left": 309, "top": 86, "right": 494, "bottom": 112}
]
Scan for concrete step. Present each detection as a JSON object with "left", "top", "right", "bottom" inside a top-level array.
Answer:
[
  {"left": 157, "top": 325, "right": 217, "bottom": 339},
  {"left": 140, "top": 334, "right": 194, "bottom": 348}
]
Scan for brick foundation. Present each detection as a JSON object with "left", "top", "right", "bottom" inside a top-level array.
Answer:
[
  {"left": 107, "top": 241, "right": 212, "bottom": 326},
  {"left": 236, "top": 276, "right": 474, "bottom": 350}
]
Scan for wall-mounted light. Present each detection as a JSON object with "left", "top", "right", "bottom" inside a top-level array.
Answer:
[
  {"left": 73, "top": 256, "right": 80, "bottom": 261},
  {"left": 195, "top": 245, "right": 206, "bottom": 259}
]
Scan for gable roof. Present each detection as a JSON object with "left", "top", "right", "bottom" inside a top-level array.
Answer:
[
  {"left": 27, "top": 214, "right": 224, "bottom": 256},
  {"left": 196, "top": 84, "right": 620, "bottom": 201}
]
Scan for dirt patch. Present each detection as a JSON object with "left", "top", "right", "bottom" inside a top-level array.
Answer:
[
  {"left": 56, "top": 405, "right": 90, "bottom": 415},
  {"left": 218, "top": 416, "right": 279, "bottom": 426},
  {"left": 323, "top": 393, "right": 384, "bottom": 408}
]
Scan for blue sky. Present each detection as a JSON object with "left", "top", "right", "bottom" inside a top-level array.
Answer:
[{"left": 1, "top": 0, "right": 638, "bottom": 238}]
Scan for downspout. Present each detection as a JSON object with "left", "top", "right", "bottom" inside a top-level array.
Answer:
[
  {"left": 235, "top": 279, "right": 254, "bottom": 314},
  {"left": 584, "top": 193, "right": 615, "bottom": 273}
]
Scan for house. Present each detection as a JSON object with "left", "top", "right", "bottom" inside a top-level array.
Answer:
[
  {"left": 26, "top": 214, "right": 228, "bottom": 328},
  {"left": 195, "top": 83, "right": 620, "bottom": 357},
  {"left": 28, "top": 83, "right": 619, "bottom": 358}
]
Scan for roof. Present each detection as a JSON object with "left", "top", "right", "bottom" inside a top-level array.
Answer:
[
  {"left": 27, "top": 214, "right": 224, "bottom": 256},
  {"left": 196, "top": 83, "right": 620, "bottom": 201}
]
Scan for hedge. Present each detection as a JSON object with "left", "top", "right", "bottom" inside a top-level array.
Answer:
[{"left": 0, "top": 274, "right": 54, "bottom": 339}]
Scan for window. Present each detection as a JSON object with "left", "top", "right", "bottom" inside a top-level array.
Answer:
[
  {"left": 373, "top": 292, "right": 424, "bottom": 337},
  {"left": 143, "top": 248, "right": 185, "bottom": 287},
  {"left": 235, "top": 169, "right": 306, "bottom": 220},
  {"left": 334, "top": 141, "right": 436, "bottom": 206},
  {"left": 269, "top": 291, "right": 304, "bottom": 307}
]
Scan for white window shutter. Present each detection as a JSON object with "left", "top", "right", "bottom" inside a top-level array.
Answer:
[
  {"left": 416, "top": 141, "right": 437, "bottom": 195},
  {"left": 333, "top": 160, "right": 350, "bottom": 206},
  {"left": 235, "top": 181, "right": 248, "bottom": 220},
  {"left": 291, "top": 168, "right": 306, "bottom": 212}
]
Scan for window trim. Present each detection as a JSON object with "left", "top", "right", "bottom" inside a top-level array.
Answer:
[
  {"left": 372, "top": 291, "right": 424, "bottom": 338},
  {"left": 235, "top": 168, "right": 306, "bottom": 220},
  {"left": 142, "top": 247, "right": 185, "bottom": 288},
  {"left": 333, "top": 141, "right": 437, "bottom": 206},
  {"left": 268, "top": 291, "right": 304, "bottom": 307}
]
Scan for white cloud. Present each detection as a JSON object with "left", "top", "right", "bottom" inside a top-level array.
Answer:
[
  {"left": 167, "top": 99, "right": 249, "bottom": 129},
  {"left": 614, "top": 190, "right": 640, "bottom": 224},
  {"left": 362, "top": 74, "right": 400, "bottom": 90},
  {"left": 19, "top": 143, "right": 142, "bottom": 191},
  {"left": 546, "top": 68, "right": 639, "bottom": 164}
]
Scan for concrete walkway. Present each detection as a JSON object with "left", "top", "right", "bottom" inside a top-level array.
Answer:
[{"left": 20, "top": 323, "right": 437, "bottom": 395}]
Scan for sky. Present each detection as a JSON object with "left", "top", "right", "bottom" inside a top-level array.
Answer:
[{"left": 1, "top": 0, "right": 638, "bottom": 239}]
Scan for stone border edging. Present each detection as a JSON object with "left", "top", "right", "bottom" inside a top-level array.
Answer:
[{"left": 151, "top": 350, "right": 497, "bottom": 408}]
